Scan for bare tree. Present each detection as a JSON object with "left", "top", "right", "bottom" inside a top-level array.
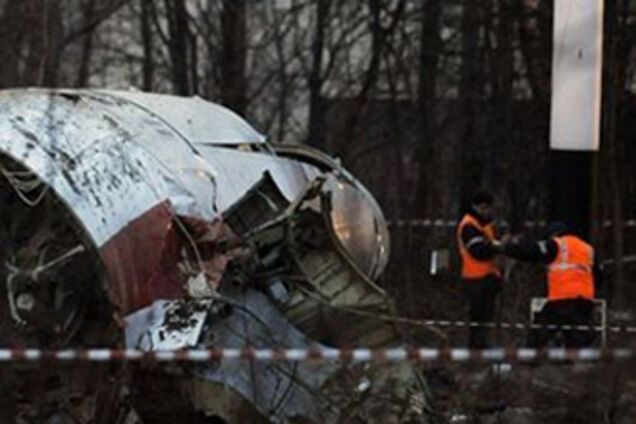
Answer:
[
  {"left": 76, "top": 0, "right": 97, "bottom": 87},
  {"left": 307, "top": 0, "right": 332, "bottom": 149},
  {"left": 220, "top": 0, "right": 247, "bottom": 113},
  {"left": 458, "top": 0, "right": 484, "bottom": 205},
  {"left": 140, "top": 0, "right": 154, "bottom": 91},
  {"left": 0, "top": 0, "right": 27, "bottom": 87},
  {"left": 163, "top": 0, "right": 196, "bottom": 95},
  {"left": 415, "top": 0, "right": 443, "bottom": 217}
]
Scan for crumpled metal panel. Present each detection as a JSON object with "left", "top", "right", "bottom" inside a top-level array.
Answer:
[
  {"left": 94, "top": 90, "right": 266, "bottom": 145},
  {"left": 125, "top": 299, "right": 211, "bottom": 350},
  {"left": 192, "top": 286, "right": 336, "bottom": 423},
  {"left": 123, "top": 287, "right": 335, "bottom": 422},
  {"left": 196, "top": 146, "right": 312, "bottom": 210},
  {"left": 0, "top": 89, "right": 217, "bottom": 246},
  {"left": 81, "top": 90, "right": 219, "bottom": 221}
]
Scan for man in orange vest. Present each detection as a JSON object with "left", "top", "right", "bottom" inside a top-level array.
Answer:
[
  {"left": 456, "top": 191, "right": 503, "bottom": 348},
  {"left": 501, "top": 221, "right": 601, "bottom": 347}
]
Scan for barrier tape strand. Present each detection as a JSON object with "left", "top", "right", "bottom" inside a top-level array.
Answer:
[
  {"left": 387, "top": 219, "right": 636, "bottom": 228},
  {"left": 415, "top": 319, "right": 636, "bottom": 334},
  {"left": 0, "top": 348, "right": 631, "bottom": 363}
]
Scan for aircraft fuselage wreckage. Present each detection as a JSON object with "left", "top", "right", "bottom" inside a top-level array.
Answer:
[{"left": 0, "top": 89, "right": 427, "bottom": 423}]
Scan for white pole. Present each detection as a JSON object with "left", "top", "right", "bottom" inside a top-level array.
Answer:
[{"left": 550, "top": 0, "right": 604, "bottom": 151}]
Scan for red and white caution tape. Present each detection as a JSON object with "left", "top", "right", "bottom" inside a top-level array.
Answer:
[
  {"left": 388, "top": 219, "right": 636, "bottom": 228},
  {"left": 389, "top": 219, "right": 459, "bottom": 228},
  {"left": 416, "top": 319, "right": 636, "bottom": 334},
  {"left": 0, "top": 348, "right": 632, "bottom": 363}
]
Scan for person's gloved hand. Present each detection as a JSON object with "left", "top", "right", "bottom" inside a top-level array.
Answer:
[
  {"left": 496, "top": 233, "right": 522, "bottom": 254},
  {"left": 491, "top": 239, "right": 504, "bottom": 253}
]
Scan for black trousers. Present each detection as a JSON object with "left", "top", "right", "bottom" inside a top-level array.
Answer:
[
  {"left": 462, "top": 275, "right": 502, "bottom": 348},
  {"left": 531, "top": 298, "right": 595, "bottom": 348}
]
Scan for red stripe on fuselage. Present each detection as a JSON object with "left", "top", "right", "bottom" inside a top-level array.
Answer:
[{"left": 99, "top": 201, "right": 184, "bottom": 314}]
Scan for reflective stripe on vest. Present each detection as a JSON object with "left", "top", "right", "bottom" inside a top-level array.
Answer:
[
  {"left": 456, "top": 214, "right": 501, "bottom": 279},
  {"left": 547, "top": 236, "right": 594, "bottom": 301},
  {"left": 549, "top": 263, "right": 592, "bottom": 273}
]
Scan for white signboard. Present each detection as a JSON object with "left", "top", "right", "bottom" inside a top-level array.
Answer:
[{"left": 550, "top": 0, "right": 603, "bottom": 151}]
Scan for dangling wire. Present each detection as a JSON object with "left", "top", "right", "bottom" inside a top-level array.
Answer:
[
  {"left": 30, "top": 244, "right": 86, "bottom": 281},
  {"left": 0, "top": 164, "right": 50, "bottom": 207}
]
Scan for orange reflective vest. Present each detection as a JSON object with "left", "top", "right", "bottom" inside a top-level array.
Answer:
[
  {"left": 547, "top": 236, "right": 595, "bottom": 301},
  {"left": 456, "top": 214, "right": 501, "bottom": 279}
]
